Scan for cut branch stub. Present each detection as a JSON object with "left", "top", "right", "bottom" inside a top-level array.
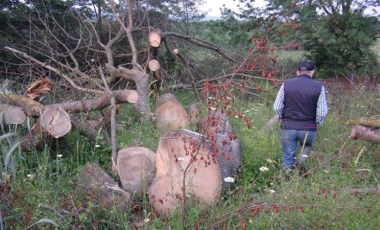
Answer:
[
  {"left": 117, "top": 146, "right": 156, "bottom": 198},
  {"left": 3, "top": 106, "right": 27, "bottom": 125},
  {"left": 149, "top": 30, "right": 162, "bottom": 48},
  {"left": 148, "top": 59, "right": 160, "bottom": 72},
  {"left": 40, "top": 106, "right": 72, "bottom": 138}
]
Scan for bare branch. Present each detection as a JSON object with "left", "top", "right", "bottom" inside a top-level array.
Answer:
[{"left": 4, "top": 46, "right": 105, "bottom": 95}]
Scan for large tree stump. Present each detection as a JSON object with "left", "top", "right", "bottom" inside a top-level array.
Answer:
[
  {"left": 116, "top": 146, "right": 156, "bottom": 198},
  {"left": 77, "top": 163, "right": 130, "bottom": 210},
  {"left": 148, "top": 129, "right": 241, "bottom": 217},
  {"left": 153, "top": 93, "right": 189, "bottom": 132}
]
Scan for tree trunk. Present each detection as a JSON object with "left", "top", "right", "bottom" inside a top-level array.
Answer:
[{"left": 148, "top": 129, "right": 241, "bottom": 217}]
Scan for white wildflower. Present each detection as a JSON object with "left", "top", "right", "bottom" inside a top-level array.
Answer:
[
  {"left": 266, "top": 158, "right": 274, "bottom": 164},
  {"left": 224, "top": 177, "right": 235, "bottom": 183},
  {"left": 259, "top": 166, "right": 269, "bottom": 172},
  {"left": 302, "top": 154, "right": 308, "bottom": 158},
  {"left": 144, "top": 218, "right": 150, "bottom": 223},
  {"left": 57, "top": 154, "right": 63, "bottom": 158},
  {"left": 95, "top": 144, "right": 100, "bottom": 148}
]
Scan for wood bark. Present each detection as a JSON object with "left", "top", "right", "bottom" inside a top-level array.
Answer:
[
  {"left": 116, "top": 146, "right": 156, "bottom": 198},
  {"left": 148, "top": 128, "right": 241, "bottom": 217},
  {"left": 77, "top": 163, "right": 130, "bottom": 211}
]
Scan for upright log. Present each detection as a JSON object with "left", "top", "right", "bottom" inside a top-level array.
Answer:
[
  {"left": 117, "top": 146, "right": 156, "bottom": 198},
  {"left": 148, "top": 129, "right": 241, "bottom": 217},
  {"left": 153, "top": 93, "right": 189, "bottom": 132}
]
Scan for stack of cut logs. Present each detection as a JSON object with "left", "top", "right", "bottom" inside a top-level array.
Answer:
[{"left": 76, "top": 93, "right": 242, "bottom": 217}]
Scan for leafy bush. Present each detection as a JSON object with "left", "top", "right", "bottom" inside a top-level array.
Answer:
[{"left": 302, "top": 11, "right": 379, "bottom": 77}]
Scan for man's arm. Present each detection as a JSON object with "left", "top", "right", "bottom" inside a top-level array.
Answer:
[
  {"left": 316, "top": 86, "right": 328, "bottom": 124},
  {"left": 273, "top": 83, "right": 285, "bottom": 119}
]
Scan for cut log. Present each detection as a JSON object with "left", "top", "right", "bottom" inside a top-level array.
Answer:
[
  {"left": 148, "top": 59, "right": 160, "bottom": 72},
  {"left": 149, "top": 30, "right": 162, "bottom": 48},
  {"left": 350, "top": 125, "right": 380, "bottom": 144},
  {"left": 116, "top": 146, "right": 156, "bottom": 198},
  {"left": 148, "top": 59, "right": 161, "bottom": 83},
  {"left": 347, "top": 118, "right": 380, "bottom": 128},
  {"left": 77, "top": 163, "right": 130, "bottom": 210},
  {"left": 40, "top": 106, "right": 72, "bottom": 138},
  {"left": 3, "top": 106, "right": 27, "bottom": 125},
  {"left": 149, "top": 129, "right": 241, "bottom": 217},
  {"left": 0, "top": 93, "right": 43, "bottom": 117},
  {"left": 0, "top": 90, "right": 138, "bottom": 117},
  {"left": 153, "top": 93, "right": 189, "bottom": 132}
]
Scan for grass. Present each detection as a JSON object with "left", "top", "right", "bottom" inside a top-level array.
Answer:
[{"left": 1, "top": 77, "right": 380, "bottom": 229}]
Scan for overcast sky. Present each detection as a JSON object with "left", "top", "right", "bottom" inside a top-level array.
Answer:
[
  {"left": 202, "top": 0, "right": 267, "bottom": 18},
  {"left": 201, "top": 0, "right": 378, "bottom": 18}
]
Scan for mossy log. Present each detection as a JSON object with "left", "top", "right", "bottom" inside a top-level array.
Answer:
[
  {"left": 77, "top": 163, "right": 130, "bottom": 211},
  {"left": 347, "top": 118, "right": 380, "bottom": 128}
]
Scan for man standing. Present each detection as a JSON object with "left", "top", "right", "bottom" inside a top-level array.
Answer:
[{"left": 273, "top": 61, "right": 328, "bottom": 175}]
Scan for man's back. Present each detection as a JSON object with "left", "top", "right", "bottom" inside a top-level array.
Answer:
[{"left": 282, "top": 74, "right": 322, "bottom": 131}]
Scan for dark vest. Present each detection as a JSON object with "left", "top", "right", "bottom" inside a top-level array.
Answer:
[{"left": 281, "top": 74, "right": 322, "bottom": 131}]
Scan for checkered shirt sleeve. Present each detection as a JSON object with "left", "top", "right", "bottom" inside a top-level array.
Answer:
[
  {"left": 316, "top": 86, "right": 329, "bottom": 124},
  {"left": 273, "top": 83, "right": 285, "bottom": 119}
]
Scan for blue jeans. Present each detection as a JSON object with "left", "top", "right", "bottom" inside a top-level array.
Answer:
[{"left": 280, "top": 129, "right": 317, "bottom": 169}]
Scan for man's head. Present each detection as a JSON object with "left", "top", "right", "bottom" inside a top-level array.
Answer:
[{"left": 297, "top": 61, "right": 315, "bottom": 77}]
